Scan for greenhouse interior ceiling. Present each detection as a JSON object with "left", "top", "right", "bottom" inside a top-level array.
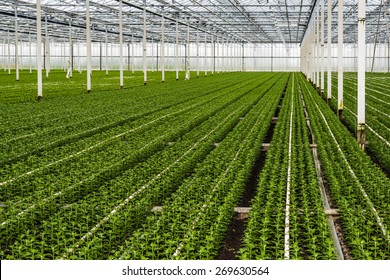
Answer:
[{"left": 0, "top": 0, "right": 389, "bottom": 45}]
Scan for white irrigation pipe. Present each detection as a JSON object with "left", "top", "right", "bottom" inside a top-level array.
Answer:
[
  {"left": 341, "top": 76, "right": 390, "bottom": 98},
  {"left": 61, "top": 107, "right": 243, "bottom": 259},
  {"left": 335, "top": 99, "right": 390, "bottom": 147},
  {"left": 172, "top": 106, "right": 266, "bottom": 259},
  {"left": 5, "top": 113, "right": 109, "bottom": 143},
  {"left": 336, "top": 88, "right": 390, "bottom": 119},
  {"left": 304, "top": 82, "right": 390, "bottom": 244},
  {"left": 284, "top": 75, "right": 294, "bottom": 260},
  {"left": 0, "top": 131, "right": 169, "bottom": 227},
  {"left": 0, "top": 101, "right": 209, "bottom": 187}
]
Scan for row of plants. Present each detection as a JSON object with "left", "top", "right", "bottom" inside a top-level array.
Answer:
[
  {"left": 325, "top": 74, "right": 389, "bottom": 172},
  {"left": 108, "top": 74, "right": 290, "bottom": 260},
  {"left": 0, "top": 70, "right": 225, "bottom": 104},
  {"left": 0, "top": 73, "right": 286, "bottom": 259},
  {"left": 299, "top": 73, "right": 390, "bottom": 259},
  {"left": 1, "top": 73, "right": 270, "bottom": 205},
  {"left": 1, "top": 72, "right": 262, "bottom": 165},
  {"left": 1, "top": 71, "right": 254, "bottom": 134},
  {"left": 240, "top": 74, "right": 336, "bottom": 260}
]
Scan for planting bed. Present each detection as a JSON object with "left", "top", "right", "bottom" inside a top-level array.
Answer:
[{"left": 0, "top": 70, "right": 389, "bottom": 259}]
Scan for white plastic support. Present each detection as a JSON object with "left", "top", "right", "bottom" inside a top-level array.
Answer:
[
  {"left": 119, "top": 0, "right": 124, "bottom": 89},
  {"left": 36, "top": 0, "right": 42, "bottom": 102},
  {"left": 86, "top": 0, "right": 92, "bottom": 93},
  {"left": 161, "top": 15, "right": 165, "bottom": 82},
  {"left": 357, "top": 0, "right": 366, "bottom": 149},
  {"left": 338, "top": 0, "right": 344, "bottom": 117},
  {"left": 143, "top": 0, "right": 147, "bottom": 85},
  {"left": 327, "top": 0, "right": 332, "bottom": 102}
]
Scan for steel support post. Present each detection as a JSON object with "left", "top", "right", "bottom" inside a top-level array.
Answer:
[
  {"left": 211, "top": 34, "right": 214, "bottom": 75},
  {"left": 86, "top": 0, "right": 92, "bottom": 93},
  {"left": 196, "top": 29, "right": 199, "bottom": 77},
  {"left": 29, "top": 33, "right": 32, "bottom": 74},
  {"left": 338, "top": 0, "right": 344, "bottom": 119},
  {"left": 357, "top": 0, "right": 366, "bottom": 150},
  {"left": 175, "top": 19, "right": 179, "bottom": 81},
  {"left": 68, "top": 21, "right": 73, "bottom": 78},
  {"left": 204, "top": 33, "right": 207, "bottom": 76},
  {"left": 185, "top": 24, "right": 190, "bottom": 80},
  {"left": 7, "top": 30, "right": 10, "bottom": 75},
  {"left": 143, "top": 0, "right": 147, "bottom": 85},
  {"left": 15, "top": 8, "right": 19, "bottom": 81},
  {"left": 45, "top": 16, "right": 49, "bottom": 79},
  {"left": 36, "top": 0, "right": 42, "bottom": 102},
  {"left": 161, "top": 15, "right": 165, "bottom": 82},
  {"left": 119, "top": 0, "right": 124, "bottom": 89},
  {"left": 321, "top": 0, "right": 325, "bottom": 97},
  {"left": 327, "top": 0, "right": 332, "bottom": 104},
  {"left": 105, "top": 28, "right": 108, "bottom": 76},
  {"left": 316, "top": 8, "right": 320, "bottom": 89},
  {"left": 131, "top": 35, "right": 134, "bottom": 74}
]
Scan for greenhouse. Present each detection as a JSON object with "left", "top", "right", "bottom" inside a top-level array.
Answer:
[{"left": 0, "top": 0, "right": 389, "bottom": 261}]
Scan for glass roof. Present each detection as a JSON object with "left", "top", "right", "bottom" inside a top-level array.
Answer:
[{"left": 0, "top": 0, "right": 389, "bottom": 45}]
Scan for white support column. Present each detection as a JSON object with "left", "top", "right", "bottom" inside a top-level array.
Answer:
[
  {"left": 216, "top": 37, "right": 219, "bottom": 74},
  {"left": 196, "top": 28, "right": 199, "bottom": 77},
  {"left": 327, "top": 0, "right": 332, "bottom": 103},
  {"left": 119, "top": 0, "right": 124, "bottom": 89},
  {"left": 36, "top": 0, "right": 43, "bottom": 102},
  {"left": 313, "top": 10, "right": 317, "bottom": 86},
  {"left": 68, "top": 21, "right": 73, "bottom": 78},
  {"left": 29, "top": 32, "right": 32, "bottom": 74},
  {"left": 321, "top": 0, "right": 325, "bottom": 96},
  {"left": 131, "top": 34, "right": 135, "bottom": 74},
  {"left": 78, "top": 42, "right": 81, "bottom": 73},
  {"left": 143, "top": 0, "right": 147, "bottom": 85},
  {"left": 86, "top": 0, "right": 92, "bottom": 93},
  {"left": 338, "top": 0, "right": 344, "bottom": 118},
  {"left": 211, "top": 34, "right": 214, "bottom": 75},
  {"left": 204, "top": 32, "right": 207, "bottom": 76},
  {"left": 105, "top": 28, "right": 108, "bottom": 76},
  {"left": 45, "top": 15, "right": 49, "bottom": 79},
  {"left": 15, "top": 8, "right": 19, "bottom": 81},
  {"left": 357, "top": 0, "right": 366, "bottom": 149},
  {"left": 161, "top": 15, "right": 165, "bottom": 82},
  {"left": 185, "top": 24, "right": 190, "bottom": 80},
  {"left": 221, "top": 37, "right": 224, "bottom": 73},
  {"left": 7, "top": 30, "right": 10, "bottom": 75},
  {"left": 151, "top": 37, "right": 154, "bottom": 72},
  {"left": 175, "top": 19, "right": 179, "bottom": 81},
  {"left": 64, "top": 40, "right": 67, "bottom": 71},
  {"left": 316, "top": 8, "right": 320, "bottom": 88}
]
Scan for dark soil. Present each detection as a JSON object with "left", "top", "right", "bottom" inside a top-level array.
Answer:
[{"left": 217, "top": 214, "right": 248, "bottom": 260}]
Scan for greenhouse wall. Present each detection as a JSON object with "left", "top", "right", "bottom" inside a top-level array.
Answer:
[{"left": 1, "top": 41, "right": 389, "bottom": 72}]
